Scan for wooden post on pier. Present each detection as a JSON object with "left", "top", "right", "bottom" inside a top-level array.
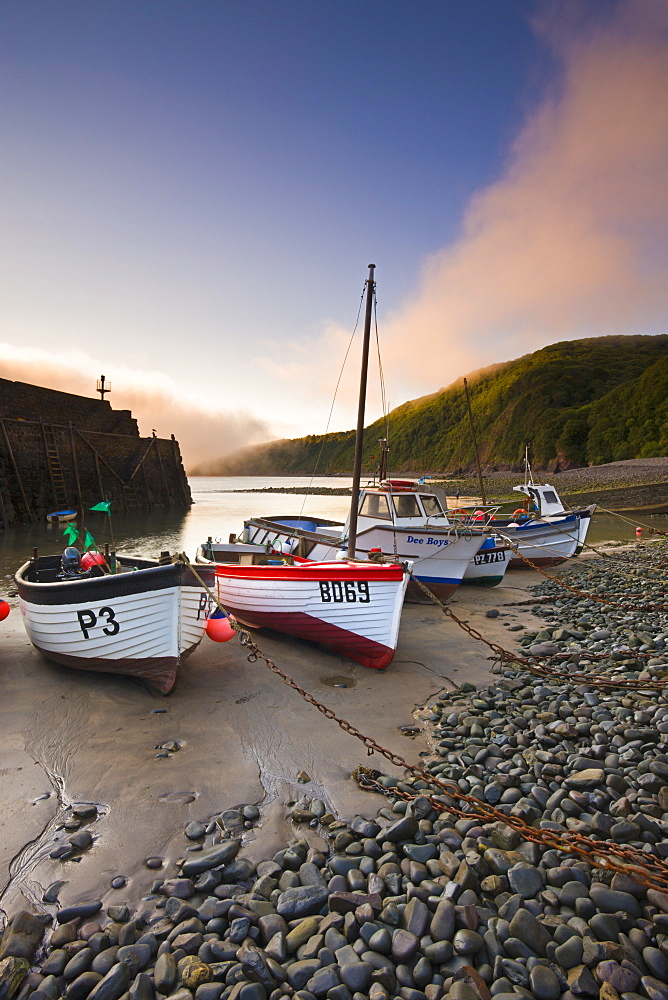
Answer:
[
  {"left": 69, "top": 422, "right": 84, "bottom": 513},
  {"left": 0, "top": 417, "right": 33, "bottom": 519}
]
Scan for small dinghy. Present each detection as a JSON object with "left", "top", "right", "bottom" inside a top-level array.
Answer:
[
  {"left": 46, "top": 509, "right": 78, "bottom": 523},
  {"left": 15, "top": 550, "right": 217, "bottom": 693}
]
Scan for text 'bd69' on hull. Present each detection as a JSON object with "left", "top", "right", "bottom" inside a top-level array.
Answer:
[
  {"left": 215, "top": 559, "right": 409, "bottom": 670},
  {"left": 15, "top": 555, "right": 217, "bottom": 693}
]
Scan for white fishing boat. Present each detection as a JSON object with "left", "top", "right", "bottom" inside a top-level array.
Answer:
[
  {"left": 455, "top": 482, "right": 595, "bottom": 567},
  {"left": 15, "top": 551, "right": 217, "bottom": 693},
  {"left": 215, "top": 558, "right": 409, "bottom": 669}
]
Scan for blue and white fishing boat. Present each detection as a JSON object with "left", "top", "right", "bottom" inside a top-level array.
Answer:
[{"left": 453, "top": 482, "right": 595, "bottom": 567}]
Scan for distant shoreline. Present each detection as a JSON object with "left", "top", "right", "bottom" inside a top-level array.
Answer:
[{"left": 200, "top": 456, "right": 668, "bottom": 511}]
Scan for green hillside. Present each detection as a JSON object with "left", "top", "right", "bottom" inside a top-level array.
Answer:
[{"left": 193, "top": 335, "right": 668, "bottom": 475}]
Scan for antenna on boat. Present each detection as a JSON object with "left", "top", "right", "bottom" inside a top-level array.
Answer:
[
  {"left": 524, "top": 442, "right": 534, "bottom": 487},
  {"left": 378, "top": 438, "right": 389, "bottom": 483},
  {"left": 347, "top": 264, "right": 376, "bottom": 559},
  {"left": 463, "top": 378, "right": 486, "bottom": 506}
]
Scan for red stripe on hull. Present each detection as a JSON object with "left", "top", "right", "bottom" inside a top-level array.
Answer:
[
  {"left": 216, "top": 563, "right": 405, "bottom": 582},
  {"left": 224, "top": 607, "right": 395, "bottom": 669}
]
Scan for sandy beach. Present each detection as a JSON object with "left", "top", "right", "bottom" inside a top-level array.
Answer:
[{"left": 0, "top": 569, "right": 540, "bottom": 922}]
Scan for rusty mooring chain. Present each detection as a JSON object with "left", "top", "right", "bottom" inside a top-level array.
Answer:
[
  {"left": 231, "top": 628, "right": 668, "bottom": 891},
  {"left": 495, "top": 533, "right": 668, "bottom": 613},
  {"left": 353, "top": 767, "right": 668, "bottom": 892},
  {"left": 411, "top": 571, "right": 668, "bottom": 691},
  {"left": 183, "top": 553, "right": 668, "bottom": 887}
]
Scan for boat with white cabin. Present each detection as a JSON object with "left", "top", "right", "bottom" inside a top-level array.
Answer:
[
  {"left": 453, "top": 482, "right": 595, "bottom": 567},
  {"left": 209, "top": 477, "right": 498, "bottom": 600}
]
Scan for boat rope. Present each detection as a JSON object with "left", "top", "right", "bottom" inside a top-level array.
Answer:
[
  {"left": 373, "top": 295, "right": 390, "bottom": 448},
  {"left": 594, "top": 505, "right": 668, "bottom": 538},
  {"left": 299, "top": 286, "right": 367, "bottom": 516}
]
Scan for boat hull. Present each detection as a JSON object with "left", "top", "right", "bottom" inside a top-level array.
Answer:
[
  {"left": 15, "top": 558, "right": 217, "bottom": 693},
  {"left": 462, "top": 542, "right": 511, "bottom": 587},
  {"left": 215, "top": 561, "right": 408, "bottom": 669},
  {"left": 495, "top": 508, "right": 595, "bottom": 567},
  {"left": 46, "top": 510, "right": 77, "bottom": 523}
]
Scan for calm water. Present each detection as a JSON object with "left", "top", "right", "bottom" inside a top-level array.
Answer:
[{"left": 2, "top": 476, "right": 667, "bottom": 583}]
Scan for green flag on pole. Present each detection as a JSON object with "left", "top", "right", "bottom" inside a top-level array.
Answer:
[
  {"left": 83, "top": 530, "right": 98, "bottom": 551},
  {"left": 90, "top": 500, "right": 112, "bottom": 514},
  {"left": 63, "top": 524, "right": 80, "bottom": 544}
]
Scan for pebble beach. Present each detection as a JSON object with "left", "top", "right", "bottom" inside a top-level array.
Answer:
[{"left": 2, "top": 538, "right": 668, "bottom": 1000}]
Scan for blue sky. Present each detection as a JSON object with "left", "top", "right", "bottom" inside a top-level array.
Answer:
[{"left": 2, "top": 1, "right": 666, "bottom": 467}]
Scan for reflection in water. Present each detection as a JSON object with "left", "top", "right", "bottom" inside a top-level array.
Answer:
[
  {"left": 1, "top": 475, "right": 667, "bottom": 581},
  {"left": 0, "top": 508, "right": 189, "bottom": 580}
]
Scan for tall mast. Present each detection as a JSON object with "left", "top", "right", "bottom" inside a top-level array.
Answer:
[
  {"left": 463, "top": 377, "right": 487, "bottom": 506},
  {"left": 347, "top": 264, "right": 375, "bottom": 559}
]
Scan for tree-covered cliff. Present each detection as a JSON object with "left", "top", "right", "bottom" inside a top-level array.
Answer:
[{"left": 192, "top": 335, "right": 668, "bottom": 475}]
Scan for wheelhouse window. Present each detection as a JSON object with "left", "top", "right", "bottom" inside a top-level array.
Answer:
[
  {"left": 421, "top": 495, "right": 446, "bottom": 518},
  {"left": 360, "top": 493, "right": 392, "bottom": 520},
  {"left": 392, "top": 494, "right": 422, "bottom": 518},
  {"left": 543, "top": 490, "right": 559, "bottom": 505}
]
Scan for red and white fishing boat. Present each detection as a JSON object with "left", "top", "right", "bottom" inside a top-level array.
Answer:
[{"left": 215, "top": 558, "right": 409, "bottom": 669}]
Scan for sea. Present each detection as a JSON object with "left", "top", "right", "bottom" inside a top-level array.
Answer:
[{"left": 2, "top": 475, "right": 668, "bottom": 581}]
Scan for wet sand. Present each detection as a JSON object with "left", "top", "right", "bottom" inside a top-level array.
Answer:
[{"left": 0, "top": 569, "right": 541, "bottom": 923}]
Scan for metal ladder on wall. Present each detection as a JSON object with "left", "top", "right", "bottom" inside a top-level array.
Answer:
[
  {"left": 41, "top": 423, "right": 68, "bottom": 508},
  {"left": 121, "top": 483, "right": 142, "bottom": 511}
]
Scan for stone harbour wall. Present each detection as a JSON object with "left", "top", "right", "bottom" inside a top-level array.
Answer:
[
  {"left": 0, "top": 419, "right": 191, "bottom": 526},
  {"left": 0, "top": 378, "right": 139, "bottom": 436}
]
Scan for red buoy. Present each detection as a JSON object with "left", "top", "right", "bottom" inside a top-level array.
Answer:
[
  {"left": 81, "top": 551, "right": 106, "bottom": 570},
  {"left": 636, "top": 527, "right": 643, "bottom": 538},
  {"left": 206, "top": 612, "right": 236, "bottom": 642},
  {"left": 0, "top": 600, "right": 10, "bottom": 621}
]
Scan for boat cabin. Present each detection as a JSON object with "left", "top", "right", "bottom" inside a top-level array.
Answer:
[
  {"left": 351, "top": 480, "right": 451, "bottom": 533},
  {"left": 512, "top": 484, "right": 567, "bottom": 518}
]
